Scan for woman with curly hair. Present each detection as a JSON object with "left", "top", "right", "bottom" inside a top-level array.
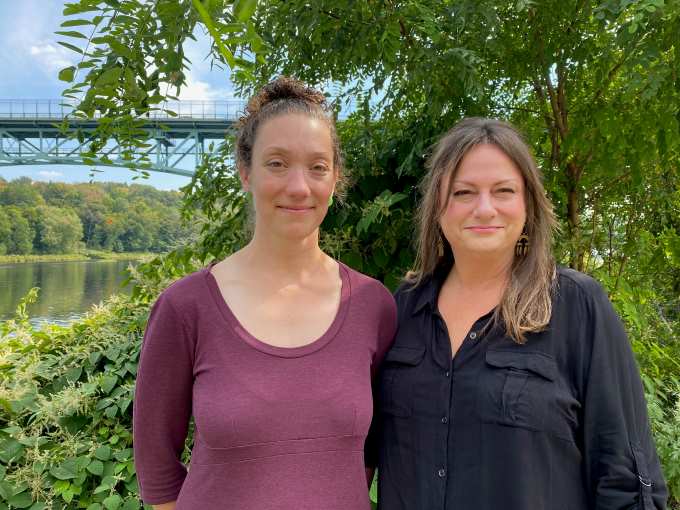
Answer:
[{"left": 133, "top": 77, "right": 396, "bottom": 509}]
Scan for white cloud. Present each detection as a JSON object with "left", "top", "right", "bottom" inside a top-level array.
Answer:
[
  {"left": 30, "top": 44, "right": 57, "bottom": 55},
  {"left": 38, "top": 170, "right": 63, "bottom": 178},
  {"left": 28, "top": 42, "right": 74, "bottom": 73},
  {"left": 177, "top": 75, "right": 235, "bottom": 101}
]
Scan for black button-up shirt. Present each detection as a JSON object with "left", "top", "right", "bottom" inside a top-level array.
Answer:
[{"left": 377, "top": 266, "right": 667, "bottom": 509}]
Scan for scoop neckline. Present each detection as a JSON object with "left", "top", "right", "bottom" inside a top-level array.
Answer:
[{"left": 203, "top": 260, "right": 351, "bottom": 358}]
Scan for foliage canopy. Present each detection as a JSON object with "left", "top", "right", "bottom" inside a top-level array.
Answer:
[{"left": 1, "top": 0, "right": 679, "bottom": 508}]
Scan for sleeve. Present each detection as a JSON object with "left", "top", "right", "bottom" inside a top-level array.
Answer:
[
  {"left": 133, "top": 292, "right": 195, "bottom": 504},
  {"left": 364, "top": 287, "right": 398, "bottom": 469},
  {"left": 580, "top": 280, "right": 668, "bottom": 509}
]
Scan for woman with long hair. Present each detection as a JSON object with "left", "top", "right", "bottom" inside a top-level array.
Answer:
[
  {"left": 133, "top": 77, "right": 396, "bottom": 509},
  {"left": 378, "top": 117, "right": 667, "bottom": 509}
]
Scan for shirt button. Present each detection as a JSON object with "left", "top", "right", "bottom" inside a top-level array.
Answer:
[
  {"left": 441, "top": 416, "right": 448, "bottom": 424},
  {"left": 437, "top": 468, "right": 446, "bottom": 478},
  {"left": 445, "top": 371, "right": 450, "bottom": 377},
  {"left": 469, "top": 331, "right": 477, "bottom": 340}
]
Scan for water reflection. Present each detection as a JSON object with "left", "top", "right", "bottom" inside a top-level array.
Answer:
[{"left": 0, "top": 259, "right": 136, "bottom": 326}]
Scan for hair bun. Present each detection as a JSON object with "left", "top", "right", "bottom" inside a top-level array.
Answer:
[{"left": 245, "top": 76, "right": 328, "bottom": 116}]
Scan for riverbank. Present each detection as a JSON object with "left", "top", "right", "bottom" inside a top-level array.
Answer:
[{"left": 0, "top": 250, "right": 155, "bottom": 264}]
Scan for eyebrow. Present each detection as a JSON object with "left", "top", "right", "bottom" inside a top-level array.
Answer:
[
  {"left": 452, "top": 179, "right": 520, "bottom": 186},
  {"left": 262, "top": 147, "right": 332, "bottom": 160}
]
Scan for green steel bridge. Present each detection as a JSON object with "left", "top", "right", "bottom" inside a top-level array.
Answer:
[{"left": 0, "top": 99, "right": 245, "bottom": 177}]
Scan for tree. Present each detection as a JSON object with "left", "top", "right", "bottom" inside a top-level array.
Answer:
[
  {"left": 0, "top": 177, "right": 46, "bottom": 207},
  {"left": 3, "top": 206, "right": 34, "bottom": 255},
  {"left": 34, "top": 205, "right": 84, "bottom": 254},
  {"left": 51, "top": 0, "right": 680, "bottom": 504},
  {"left": 55, "top": 0, "right": 264, "bottom": 175},
  {"left": 0, "top": 207, "right": 10, "bottom": 255}
]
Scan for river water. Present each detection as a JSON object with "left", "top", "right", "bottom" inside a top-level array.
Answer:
[{"left": 0, "top": 259, "right": 136, "bottom": 327}]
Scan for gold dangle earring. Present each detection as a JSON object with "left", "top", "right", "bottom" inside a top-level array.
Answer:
[
  {"left": 515, "top": 227, "right": 530, "bottom": 257},
  {"left": 437, "top": 231, "right": 445, "bottom": 258}
]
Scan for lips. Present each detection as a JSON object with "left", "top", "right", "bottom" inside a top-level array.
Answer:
[
  {"left": 465, "top": 226, "right": 503, "bottom": 233},
  {"left": 276, "top": 205, "right": 315, "bottom": 212}
]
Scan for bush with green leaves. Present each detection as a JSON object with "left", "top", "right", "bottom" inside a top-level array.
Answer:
[
  {"left": 0, "top": 290, "right": 150, "bottom": 509},
  {"left": 1, "top": 248, "right": 679, "bottom": 508}
]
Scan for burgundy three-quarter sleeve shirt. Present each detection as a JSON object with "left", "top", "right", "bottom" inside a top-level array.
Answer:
[{"left": 133, "top": 262, "right": 397, "bottom": 509}]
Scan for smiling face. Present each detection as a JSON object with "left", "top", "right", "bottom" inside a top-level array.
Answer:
[
  {"left": 239, "top": 113, "right": 337, "bottom": 242},
  {"left": 439, "top": 143, "right": 526, "bottom": 262}
]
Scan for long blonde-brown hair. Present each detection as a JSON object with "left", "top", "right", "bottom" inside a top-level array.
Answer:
[{"left": 409, "top": 117, "right": 558, "bottom": 343}]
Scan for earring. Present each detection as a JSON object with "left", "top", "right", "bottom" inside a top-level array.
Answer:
[
  {"left": 328, "top": 195, "right": 334, "bottom": 207},
  {"left": 515, "top": 227, "right": 530, "bottom": 256},
  {"left": 437, "top": 235, "right": 444, "bottom": 257}
]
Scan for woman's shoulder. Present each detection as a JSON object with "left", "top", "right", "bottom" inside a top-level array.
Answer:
[
  {"left": 555, "top": 266, "right": 607, "bottom": 299},
  {"left": 340, "top": 262, "right": 394, "bottom": 306},
  {"left": 154, "top": 265, "right": 212, "bottom": 312},
  {"left": 554, "top": 266, "right": 614, "bottom": 316}
]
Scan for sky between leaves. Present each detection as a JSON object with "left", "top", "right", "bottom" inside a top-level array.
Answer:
[{"left": 0, "top": 0, "right": 237, "bottom": 190}]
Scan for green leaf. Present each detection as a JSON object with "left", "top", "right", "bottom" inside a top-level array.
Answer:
[
  {"left": 52, "top": 480, "right": 70, "bottom": 494},
  {"left": 87, "top": 459, "right": 105, "bottom": 476},
  {"left": 103, "top": 494, "right": 122, "bottom": 510},
  {"left": 95, "top": 445, "right": 112, "bottom": 461},
  {"left": 58, "top": 66, "right": 76, "bottom": 82},
  {"left": 50, "top": 464, "right": 77, "bottom": 480},
  {"left": 109, "top": 39, "right": 132, "bottom": 58},
  {"left": 0, "top": 481, "right": 14, "bottom": 499},
  {"left": 65, "top": 366, "right": 83, "bottom": 383},
  {"left": 63, "top": 3, "right": 100, "bottom": 15},
  {"left": 192, "top": 0, "right": 236, "bottom": 68},
  {"left": 95, "top": 67, "right": 122, "bottom": 87},
  {"left": 29, "top": 503, "right": 47, "bottom": 510},
  {"left": 57, "top": 41, "right": 84, "bottom": 54},
  {"left": 60, "top": 19, "right": 92, "bottom": 27},
  {"left": 233, "top": 0, "right": 257, "bottom": 22},
  {"left": 0, "top": 437, "right": 24, "bottom": 463},
  {"left": 86, "top": 504, "right": 103, "bottom": 510},
  {"left": 55, "top": 30, "right": 88, "bottom": 39},
  {"left": 100, "top": 375, "right": 118, "bottom": 394},
  {"left": 121, "top": 499, "right": 139, "bottom": 510},
  {"left": 7, "top": 492, "right": 33, "bottom": 509}
]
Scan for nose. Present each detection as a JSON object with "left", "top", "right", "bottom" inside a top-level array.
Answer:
[
  {"left": 285, "top": 166, "right": 312, "bottom": 198},
  {"left": 473, "top": 191, "right": 496, "bottom": 219}
]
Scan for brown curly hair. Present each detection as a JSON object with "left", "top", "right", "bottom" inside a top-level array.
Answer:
[{"left": 235, "top": 76, "right": 347, "bottom": 199}]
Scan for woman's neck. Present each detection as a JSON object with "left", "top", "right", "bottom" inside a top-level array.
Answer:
[
  {"left": 446, "top": 251, "right": 513, "bottom": 293},
  {"left": 239, "top": 229, "right": 330, "bottom": 281}
]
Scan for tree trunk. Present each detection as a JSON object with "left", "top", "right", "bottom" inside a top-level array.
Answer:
[{"left": 566, "top": 161, "right": 583, "bottom": 270}]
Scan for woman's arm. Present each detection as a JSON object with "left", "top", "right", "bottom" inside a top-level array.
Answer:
[
  {"left": 133, "top": 292, "right": 195, "bottom": 505},
  {"left": 579, "top": 279, "right": 667, "bottom": 508}
]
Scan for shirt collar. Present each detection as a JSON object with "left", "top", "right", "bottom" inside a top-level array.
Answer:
[{"left": 412, "top": 263, "right": 451, "bottom": 316}]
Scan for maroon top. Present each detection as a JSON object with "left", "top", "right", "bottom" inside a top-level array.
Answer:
[{"left": 133, "top": 262, "right": 397, "bottom": 508}]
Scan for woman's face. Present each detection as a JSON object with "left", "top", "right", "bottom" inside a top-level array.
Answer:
[
  {"left": 240, "top": 113, "right": 337, "bottom": 242},
  {"left": 439, "top": 143, "right": 526, "bottom": 262}
]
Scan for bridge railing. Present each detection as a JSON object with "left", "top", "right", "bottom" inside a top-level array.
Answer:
[{"left": 0, "top": 99, "right": 248, "bottom": 121}]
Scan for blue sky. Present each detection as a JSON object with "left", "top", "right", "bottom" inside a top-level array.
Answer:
[{"left": 0, "top": 1, "right": 237, "bottom": 190}]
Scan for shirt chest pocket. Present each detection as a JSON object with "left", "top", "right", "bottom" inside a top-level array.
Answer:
[
  {"left": 477, "top": 349, "right": 559, "bottom": 433},
  {"left": 379, "top": 346, "right": 426, "bottom": 418}
]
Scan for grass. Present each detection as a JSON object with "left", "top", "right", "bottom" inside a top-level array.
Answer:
[{"left": 0, "top": 251, "right": 155, "bottom": 264}]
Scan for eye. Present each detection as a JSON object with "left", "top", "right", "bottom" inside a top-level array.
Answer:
[
  {"left": 496, "top": 187, "right": 515, "bottom": 194},
  {"left": 452, "top": 189, "right": 473, "bottom": 197},
  {"left": 311, "top": 163, "right": 330, "bottom": 174},
  {"left": 266, "top": 160, "right": 285, "bottom": 169}
]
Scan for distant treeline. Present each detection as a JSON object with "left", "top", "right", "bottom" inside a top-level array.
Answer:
[{"left": 0, "top": 177, "right": 197, "bottom": 255}]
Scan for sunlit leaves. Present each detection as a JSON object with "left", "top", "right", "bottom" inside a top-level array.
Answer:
[
  {"left": 55, "top": 0, "right": 263, "bottom": 178},
  {"left": 233, "top": 0, "right": 258, "bottom": 22},
  {"left": 58, "top": 66, "right": 77, "bottom": 83}
]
